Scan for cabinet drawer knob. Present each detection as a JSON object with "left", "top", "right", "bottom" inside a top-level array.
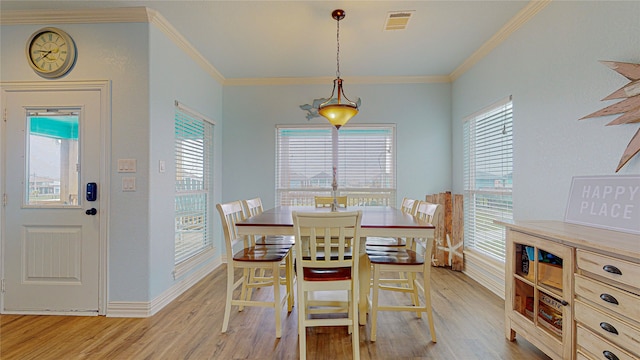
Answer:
[
  {"left": 602, "top": 265, "right": 622, "bottom": 275},
  {"left": 599, "top": 322, "right": 619, "bottom": 335},
  {"left": 600, "top": 293, "right": 619, "bottom": 305},
  {"left": 603, "top": 350, "right": 620, "bottom": 360}
]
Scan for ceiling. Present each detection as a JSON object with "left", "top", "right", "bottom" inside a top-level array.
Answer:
[{"left": 1, "top": 1, "right": 537, "bottom": 81}]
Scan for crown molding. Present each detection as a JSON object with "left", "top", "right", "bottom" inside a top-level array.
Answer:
[
  {"left": 450, "top": 0, "right": 552, "bottom": 81},
  {"left": 1, "top": 2, "right": 548, "bottom": 86},
  {"left": 0, "top": 7, "right": 151, "bottom": 25},
  {"left": 146, "top": 9, "right": 225, "bottom": 84},
  {"left": 1, "top": 7, "right": 226, "bottom": 85},
  {"left": 224, "top": 75, "right": 451, "bottom": 86}
]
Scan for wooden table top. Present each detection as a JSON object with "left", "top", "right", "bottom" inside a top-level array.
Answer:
[{"left": 237, "top": 205, "right": 434, "bottom": 230}]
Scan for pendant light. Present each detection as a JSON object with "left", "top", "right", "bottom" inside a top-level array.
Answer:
[{"left": 318, "top": 9, "right": 359, "bottom": 129}]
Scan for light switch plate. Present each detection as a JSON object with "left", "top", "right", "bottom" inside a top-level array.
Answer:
[
  {"left": 118, "top": 159, "right": 137, "bottom": 173},
  {"left": 122, "top": 177, "right": 136, "bottom": 191}
]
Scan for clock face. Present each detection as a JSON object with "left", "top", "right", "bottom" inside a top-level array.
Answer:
[{"left": 26, "top": 27, "right": 76, "bottom": 78}]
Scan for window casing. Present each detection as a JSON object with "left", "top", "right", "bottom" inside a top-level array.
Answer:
[
  {"left": 463, "top": 97, "right": 513, "bottom": 262},
  {"left": 276, "top": 124, "right": 396, "bottom": 206},
  {"left": 175, "top": 102, "right": 214, "bottom": 266}
]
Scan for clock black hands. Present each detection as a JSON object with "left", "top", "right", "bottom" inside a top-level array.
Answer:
[
  {"left": 39, "top": 49, "right": 53, "bottom": 59},
  {"left": 37, "top": 48, "right": 58, "bottom": 60}
]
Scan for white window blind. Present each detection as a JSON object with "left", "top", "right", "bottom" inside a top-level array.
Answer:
[
  {"left": 175, "top": 103, "right": 214, "bottom": 265},
  {"left": 275, "top": 124, "right": 396, "bottom": 206},
  {"left": 463, "top": 97, "right": 513, "bottom": 262}
]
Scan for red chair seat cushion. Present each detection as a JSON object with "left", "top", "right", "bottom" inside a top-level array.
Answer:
[{"left": 303, "top": 267, "right": 352, "bottom": 281}]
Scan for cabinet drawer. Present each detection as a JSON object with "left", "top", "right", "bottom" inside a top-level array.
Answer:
[
  {"left": 576, "top": 325, "right": 639, "bottom": 360},
  {"left": 577, "top": 351, "right": 596, "bottom": 360},
  {"left": 575, "top": 300, "right": 640, "bottom": 355},
  {"left": 577, "top": 249, "right": 640, "bottom": 290},
  {"left": 575, "top": 274, "right": 640, "bottom": 322}
]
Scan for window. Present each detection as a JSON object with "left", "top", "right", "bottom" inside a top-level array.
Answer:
[
  {"left": 463, "top": 97, "right": 513, "bottom": 262},
  {"left": 175, "top": 102, "right": 214, "bottom": 266},
  {"left": 276, "top": 124, "right": 396, "bottom": 206},
  {"left": 26, "top": 110, "right": 79, "bottom": 206}
]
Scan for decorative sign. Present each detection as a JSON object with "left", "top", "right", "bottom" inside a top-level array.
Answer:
[{"left": 565, "top": 175, "right": 640, "bottom": 234}]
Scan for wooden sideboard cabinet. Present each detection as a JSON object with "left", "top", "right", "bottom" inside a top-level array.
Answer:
[{"left": 497, "top": 220, "right": 640, "bottom": 360}]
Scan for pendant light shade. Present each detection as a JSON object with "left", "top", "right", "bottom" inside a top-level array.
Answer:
[{"left": 318, "top": 9, "right": 359, "bottom": 129}]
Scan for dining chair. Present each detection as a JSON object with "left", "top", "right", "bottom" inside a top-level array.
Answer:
[
  {"left": 365, "top": 197, "right": 418, "bottom": 247},
  {"left": 216, "top": 201, "right": 293, "bottom": 338},
  {"left": 365, "top": 201, "right": 439, "bottom": 343},
  {"left": 242, "top": 197, "right": 295, "bottom": 309},
  {"left": 242, "top": 197, "right": 295, "bottom": 246},
  {"left": 314, "top": 195, "right": 348, "bottom": 208},
  {"left": 292, "top": 210, "right": 362, "bottom": 360}
]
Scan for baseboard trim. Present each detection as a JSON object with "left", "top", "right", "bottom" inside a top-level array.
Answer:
[
  {"left": 461, "top": 249, "right": 505, "bottom": 299},
  {"left": 107, "top": 257, "right": 222, "bottom": 317}
]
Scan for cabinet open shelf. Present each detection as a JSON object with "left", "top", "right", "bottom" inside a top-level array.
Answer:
[
  {"left": 505, "top": 230, "right": 573, "bottom": 360},
  {"left": 499, "top": 220, "right": 639, "bottom": 360}
]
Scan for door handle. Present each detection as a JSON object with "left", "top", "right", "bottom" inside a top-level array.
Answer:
[{"left": 85, "top": 208, "right": 97, "bottom": 216}]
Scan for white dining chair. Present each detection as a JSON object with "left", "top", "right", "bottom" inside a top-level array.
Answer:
[
  {"left": 216, "top": 200, "right": 293, "bottom": 338},
  {"left": 365, "top": 200, "right": 439, "bottom": 343},
  {"left": 242, "top": 197, "right": 295, "bottom": 310},
  {"left": 293, "top": 210, "right": 362, "bottom": 360}
]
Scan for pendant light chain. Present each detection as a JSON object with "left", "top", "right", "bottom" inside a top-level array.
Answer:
[
  {"left": 316, "top": 9, "right": 359, "bottom": 130},
  {"left": 336, "top": 17, "right": 341, "bottom": 79}
]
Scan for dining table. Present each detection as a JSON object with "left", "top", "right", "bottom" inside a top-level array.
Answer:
[{"left": 235, "top": 205, "right": 435, "bottom": 325}]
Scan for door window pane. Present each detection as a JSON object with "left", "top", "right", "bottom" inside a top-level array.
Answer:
[{"left": 26, "top": 112, "right": 79, "bottom": 206}]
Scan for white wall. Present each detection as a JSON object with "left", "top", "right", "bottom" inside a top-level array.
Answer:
[
  {"left": 222, "top": 82, "right": 452, "bottom": 207},
  {"left": 452, "top": 1, "right": 640, "bottom": 221}
]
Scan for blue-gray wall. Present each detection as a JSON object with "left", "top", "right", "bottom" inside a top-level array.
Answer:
[
  {"left": 148, "top": 25, "right": 223, "bottom": 300},
  {"left": 222, "top": 82, "right": 452, "bottom": 208},
  {"left": 1, "top": 21, "right": 223, "bottom": 303},
  {"left": 451, "top": 1, "right": 640, "bottom": 221}
]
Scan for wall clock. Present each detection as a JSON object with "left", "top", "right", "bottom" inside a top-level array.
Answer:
[{"left": 26, "top": 27, "right": 77, "bottom": 78}]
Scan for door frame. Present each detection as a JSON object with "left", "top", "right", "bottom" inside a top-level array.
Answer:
[{"left": 0, "top": 80, "right": 110, "bottom": 315}]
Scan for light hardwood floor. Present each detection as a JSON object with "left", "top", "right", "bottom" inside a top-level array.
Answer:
[{"left": 1, "top": 266, "right": 550, "bottom": 359}]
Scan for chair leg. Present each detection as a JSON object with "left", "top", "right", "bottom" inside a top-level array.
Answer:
[
  {"left": 423, "top": 266, "right": 437, "bottom": 343},
  {"left": 222, "top": 264, "right": 234, "bottom": 333},
  {"left": 409, "top": 272, "right": 422, "bottom": 318},
  {"left": 297, "top": 279, "right": 307, "bottom": 360},
  {"left": 272, "top": 262, "right": 282, "bottom": 339},
  {"left": 239, "top": 268, "right": 251, "bottom": 311},
  {"left": 351, "top": 284, "right": 360, "bottom": 360},
  {"left": 347, "top": 289, "right": 353, "bottom": 334},
  {"left": 370, "top": 264, "right": 380, "bottom": 342}
]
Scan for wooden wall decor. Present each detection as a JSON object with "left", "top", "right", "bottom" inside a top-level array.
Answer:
[
  {"left": 580, "top": 61, "right": 640, "bottom": 172},
  {"left": 426, "top": 192, "right": 464, "bottom": 271}
]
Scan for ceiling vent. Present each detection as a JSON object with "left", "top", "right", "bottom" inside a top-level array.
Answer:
[{"left": 384, "top": 10, "right": 414, "bottom": 31}]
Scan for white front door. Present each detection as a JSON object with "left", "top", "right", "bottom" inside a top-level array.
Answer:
[{"left": 2, "top": 84, "right": 107, "bottom": 314}]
